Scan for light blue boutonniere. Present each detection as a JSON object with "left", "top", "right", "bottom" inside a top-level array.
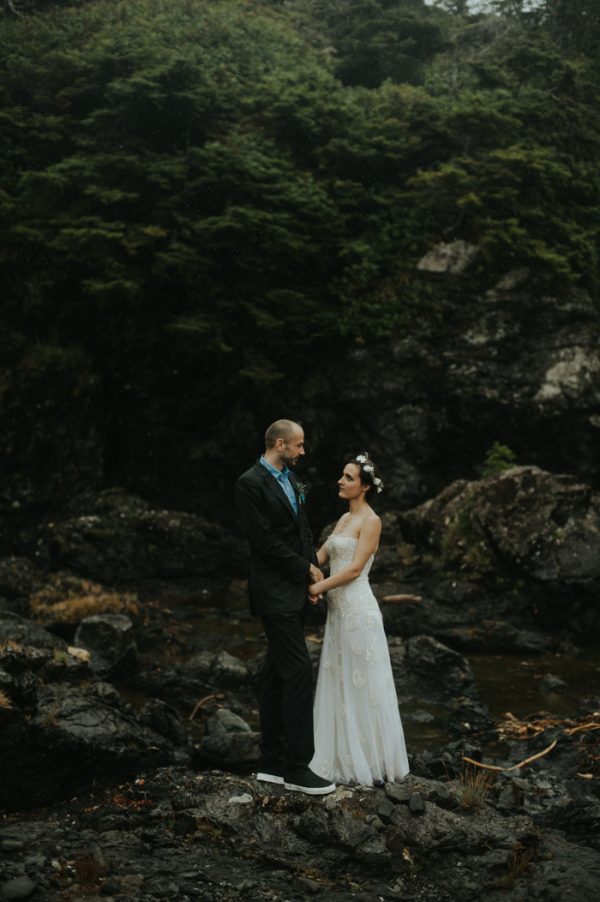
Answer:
[{"left": 295, "top": 480, "right": 308, "bottom": 504}]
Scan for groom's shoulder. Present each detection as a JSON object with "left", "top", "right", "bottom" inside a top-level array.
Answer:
[{"left": 237, "top": 461, "right": 263, "bottom": 486}]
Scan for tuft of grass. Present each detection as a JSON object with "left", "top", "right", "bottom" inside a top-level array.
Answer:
[
  {"left": 30, "top": 574, "right": 139, "bottom": 624},
  {"left": 456, "top": 765, "right": 495, "bottom": 810},
  {"left": 495, "top": 839, "right": 537, "bottom": 888}
]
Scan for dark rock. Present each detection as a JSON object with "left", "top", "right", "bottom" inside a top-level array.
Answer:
[
  {"left": 329, "top": 808, "right": 374, "bottom": 848},
  {"left": 39, "top": 489, "right": 246, "bottom": 582},
  {"left": 408, "top": 792, "right": 425, "bottom": 815},
  {"left": 355, "top": 833, "right": 392, "bottom": 865},
  {"left": 0, "top": 683, "right": 178, "bottom": 809},
  {"left": 1, "top": 763, "right": 600, "bottom": 902},
  {"left": 138, "top": 699, "right": 191, "bottom": 747},
  {"left": 198, "top": 709, "right": 259, "bottom": 766},
  {"left": 294, "top": 807, "right": 330, "bottom": 843},
  {"left": 447, "top": 698, "right": 495, "bottom": 739},
  {"left": 1, "top": 839, "right": 25, "bottom": 851},
  {"left": 0, "top": 558, "right": 43, "bottom": 600},
  {"left": 199, "top": 731, "right": 260, "bottom": 767},
  {"left": 404, "top": 635, "right": 475, "bottom": 694},
  {"left": 213, "top": 651, "right": 248, "bottom": 683},
  {"left": 438, "top": 621, "right": 553, "bottom": 655},
  {"left": 377, "top": 800, "right": 397, "bottom": 823},
  {"left": 182, "top": 650, "right": 248, "bottom": 686},
  {"left": 204, "top": 709, "right": 252, "bottom": 736},
  {"left": 400, "top": 467, "right": 600, "bottom": 589},
  {"left": 385, "top": 783, "right": 411, "bottom": 805},
  {"left": 309, "top": 288, "right": 600, "bottom": 515},
  {"left": 74, "top": 614, "right": 138, "bottom": 678},
  {"left": 540, "top": 673, "right": 567, "bottom": 692},
  {"left": 0, "top": 613, "right": 66, "bottom": 652},
  {"left": 0, "top": 876, "right": 37, "bottom": 900},
  {"left": 296, "top": 877, "right": 322, "bottom": 894}
]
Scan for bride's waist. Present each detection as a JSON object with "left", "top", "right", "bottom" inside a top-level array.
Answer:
[
  {"left": 329, "top": 569, "right": 371, "bottom": 583},
  {"left": 328, "top": 580, "right": 376, "bottom": 604}
]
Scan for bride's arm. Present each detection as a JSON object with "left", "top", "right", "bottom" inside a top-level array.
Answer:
[
  {"left": 316, "top": 543, "right": 329, "bottom": 567},
  {"left": 309, "top": 518, "right": 381, "bottom": 596}
]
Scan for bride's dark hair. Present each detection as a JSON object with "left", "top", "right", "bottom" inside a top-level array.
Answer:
[{"left": 345, "top": 452, "right": 384, "bottom": 495}]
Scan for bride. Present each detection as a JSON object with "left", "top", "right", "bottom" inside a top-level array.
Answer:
[{"left": 308, "top": 453, "right": 410, "bottom": 786}]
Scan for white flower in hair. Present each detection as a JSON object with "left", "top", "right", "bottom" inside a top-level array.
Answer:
[{"left": 355, "top": 453, "right": 368, "bottom": 463}]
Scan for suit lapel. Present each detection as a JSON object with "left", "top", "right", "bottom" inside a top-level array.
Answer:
[{"left": 255, "top": 463, "right": 298, "bottom": 521}]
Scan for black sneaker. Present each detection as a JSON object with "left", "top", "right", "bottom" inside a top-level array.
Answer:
[
  {"left": 283, "top": 767, "right": 336, "bottom": 796},
  {"left": 256, "top": 763, "right": 285, "bottom": 785}
]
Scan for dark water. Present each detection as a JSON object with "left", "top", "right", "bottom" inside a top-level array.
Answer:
[{"left": 469, "top": 647, "right": 600, "bottom": 720}]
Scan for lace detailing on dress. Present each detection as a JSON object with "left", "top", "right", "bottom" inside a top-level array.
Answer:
[{"left": 310, "top": 535, "right": 409, "bottom": 786}]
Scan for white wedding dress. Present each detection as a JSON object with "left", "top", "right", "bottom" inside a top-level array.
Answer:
[{"left": 310, "top": 534, "right": 409, "bottom": 785}]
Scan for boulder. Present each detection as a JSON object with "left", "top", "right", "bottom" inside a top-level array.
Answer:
[
  {"left": 198, "top": 708, "right": 260, "bottom": 767},
  {"left": 38, "top": 489, "right": 246, "bottom": 582},
  {"left": 307, "top": 287, "right": 600, "bottom": 511},
  {"left": 396, "top": 466, "right": 600, "bottom": 635},
  {"left": 0, "top": 613, "right": 66, "bottom": 653},
  {"left": 0, "top": 683, "right": 179, "bottom": 810},
  {"left": 404, "top": 635, "right": 475, "bottom": 695},
  {"left": 74, "top": 613, "right": 138, "bottom": 678}
]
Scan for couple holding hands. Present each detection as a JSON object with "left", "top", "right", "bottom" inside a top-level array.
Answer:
[{"left": 235, "top": 419, "right": 410, "bottom": 795}]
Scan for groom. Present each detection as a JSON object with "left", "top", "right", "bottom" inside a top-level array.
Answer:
[{"left": 235, "top": 419, "right": 335, "bottom": 795}]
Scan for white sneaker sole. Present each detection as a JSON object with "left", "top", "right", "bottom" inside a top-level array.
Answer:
[
  {"left": 283, "top": 780, "right": 336, "bottom": 795},
  {"left": 256, "top": 772, "right": 284, "bottom": 785}
]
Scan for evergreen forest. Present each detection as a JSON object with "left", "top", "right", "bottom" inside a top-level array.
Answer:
[{"left": 1, "top": 0, "right": 599, "bottom": 521}]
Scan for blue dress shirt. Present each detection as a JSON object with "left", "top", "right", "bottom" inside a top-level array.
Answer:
[{"left": 260, "top": 455, "right": 298, "bottom": 514}]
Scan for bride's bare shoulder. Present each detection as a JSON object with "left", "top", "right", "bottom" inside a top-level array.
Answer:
[
  {"left": 358, "top": 509, "right": 381, "bottom": 536},
  {"left": 366, "top": 508, "right": 381, "bottom": 527},
  {"left": 331, "top": 512, "right": 351, "bottom": 534}
]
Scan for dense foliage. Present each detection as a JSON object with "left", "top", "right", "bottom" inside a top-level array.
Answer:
[{"left": 1, "top": 0, "right": 599, "bottom": 513}]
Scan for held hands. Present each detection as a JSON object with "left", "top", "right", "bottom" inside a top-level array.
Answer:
[
  {"left": 308, "top": 564, "right": 324, "bottom": 605},
  {"left": 309, "top": 563, "right": 324, "bottom": 583}
]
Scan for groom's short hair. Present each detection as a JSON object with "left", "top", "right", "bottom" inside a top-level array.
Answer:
[{"left": 265, "top": 419, "right": 301, "bottom": 449}]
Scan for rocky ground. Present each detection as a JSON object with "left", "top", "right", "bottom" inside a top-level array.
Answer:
[{"left": 1, "top": 470, "right": 600, "bottom": 900}]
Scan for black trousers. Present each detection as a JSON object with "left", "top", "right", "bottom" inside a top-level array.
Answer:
[{"left": 259, "top": 608, "right": 314, "bottom": 770}]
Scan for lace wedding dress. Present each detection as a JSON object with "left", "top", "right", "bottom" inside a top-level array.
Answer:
[{"left": 310, "top": 534, "right": 409, "bottom": 785}]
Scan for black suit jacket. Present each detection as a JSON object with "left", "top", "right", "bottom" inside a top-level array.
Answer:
[{"left": 235, "top": 462, "right": 317, "bottom": 616}]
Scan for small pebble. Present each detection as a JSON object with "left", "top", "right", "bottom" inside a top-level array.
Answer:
[{"left": 228, "top": 793, "right": 253, "bottom": 805}]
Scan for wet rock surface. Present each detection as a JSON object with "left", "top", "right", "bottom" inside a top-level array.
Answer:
[
  {"left": 1, "top": 470, "right": 599, "bottom": 898},
  {"left": 378, "top": 466, "right": 600, "bottom": 643},
  {"left": 312, "top": 287, "right": 600, "bottom": 511},
  {"left": 1, "top": 739, "right": 600, "bottom": 902},
  {"left": 37, "top": 489, "right": 248, "bottom": 582}
]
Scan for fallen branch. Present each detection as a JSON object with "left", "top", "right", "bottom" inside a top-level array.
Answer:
[
  {"left": 189, "top": 692, "right": 224, "bottom": 721},
  {"left": 462, "top": 758, "right": 504, "bottom": 773},
  {"left": 381, "top": 594, "right": 422, "bottom": 603},
  {"left": 463, "top": 739, "right": 558, "bottom": 773},
  {"left": 564, "top": 722, "right": 600, "bottom": 737}
]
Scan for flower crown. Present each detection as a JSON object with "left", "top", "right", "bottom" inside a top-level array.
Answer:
[{"left": 354, "top": 452, "right": 384, "bottom": 494}]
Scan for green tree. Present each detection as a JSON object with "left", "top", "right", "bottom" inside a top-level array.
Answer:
[{"left": 299, "top": 0, "right": 448, "bottom": 87}]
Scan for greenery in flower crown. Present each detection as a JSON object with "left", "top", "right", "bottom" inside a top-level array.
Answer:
[{"left": 354, "top": 454, "right": 384, "bottom": 494}]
